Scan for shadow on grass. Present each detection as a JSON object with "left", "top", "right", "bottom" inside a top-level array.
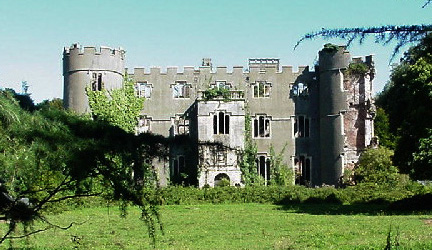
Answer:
[{"left": 276, "top": 193, "right": 432, "bottom": 216}]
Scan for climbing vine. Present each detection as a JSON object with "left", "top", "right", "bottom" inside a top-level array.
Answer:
[
  {"left": 239, "top": 111, "right": 260, "bottom": 185},
  {"left": 86, "top": 75, "right": 144, "bottom": 133}
]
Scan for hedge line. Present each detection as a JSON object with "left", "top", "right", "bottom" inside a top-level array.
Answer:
[{"left": 152, "top": 182, "right": 431, "bottom": 206}]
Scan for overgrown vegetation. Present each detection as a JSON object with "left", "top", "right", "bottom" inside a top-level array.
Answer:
[
  {"left": 202, "top": 87, "right": 231, "bottom": 101},
  {"left": 346, "top": 62, "right": 370, "bottom": 75},
  {"left": 86, "top": 75, "right": 144, "bottom": 133},
  {"left": 239, "top": 112, "right": 260, "bottom": 185},
  {"left": 269, "top": 145, "right": 294, "bottom": 186},
  {"left": 321, "top": 43, "right": 339, "bottom": 53}
]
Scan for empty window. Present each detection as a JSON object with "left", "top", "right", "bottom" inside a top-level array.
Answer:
[
  {"left": 174, "top": 115, "right": 189, "bottom": 135},
  {"left": 294, "top": 115, "right": 310, "bottom": 138},
  {"left": 172, "top": 155, "right": 185, "bottom": 177},
  {"left": 213, "top": 111, "right": 230, "bottom": 135},
  {"left": 291, "top": 82, "right": 308, "bottom": 97},
  {"left": 253, "top": 115, "right": 270, "bottom": 138},
  {"left": 212, "top": 81, "right": 231, "bottom": 90},
  {"left": 172, "top": 81, "right": 191, "bottom": 98},
  {"left": 256, "top": 155, "right": 271, "bottom": 184},
  {"left": 91, "top": 73, "right": 103, "bottom": 91},
  {"left": 253, "top": 81, "right": 271, "bottom": 98},
  {"left": 135, "top": 82, "right": 152, "bottom": 98},
  {"left": 294, "top": 155, "right": 311, "bottom": 185},
  {"left": 137, "top": 115, "right": 151, "bottom": 134}
]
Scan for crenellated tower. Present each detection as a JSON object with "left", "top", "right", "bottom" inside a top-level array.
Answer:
[{"left": 63, "top": 43, "right": 125, "bottom": 113}]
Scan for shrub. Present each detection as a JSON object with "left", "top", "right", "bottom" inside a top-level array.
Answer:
[{"left": 355, "top": 147, "right": 400, "bottom": 185}]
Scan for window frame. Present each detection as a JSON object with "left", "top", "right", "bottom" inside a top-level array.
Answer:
[
  {"left": 135, "top": 81, "right": 153, "bottom": 98},
  {"left": 172, "top": 81, "right": 191, "bottom": 99},
  {"left": 252, "top": 81, "right": 271, "bottom": 98},
  {"left": 253, "top": 115, "right": 271, "bottom": 138}
]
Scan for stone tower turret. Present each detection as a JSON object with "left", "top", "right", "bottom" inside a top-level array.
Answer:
[
  {"left": 63, "top": 43, "right": 125, "bottom": 113},
  {"left": 318, "top": 46, "right": 350, "bottom": 186}
]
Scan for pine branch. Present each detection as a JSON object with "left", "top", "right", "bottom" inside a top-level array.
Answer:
[{"left": 295, "top": 24, "right": 432, "bottom": 60}]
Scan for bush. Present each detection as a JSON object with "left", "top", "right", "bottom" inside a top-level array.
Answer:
[{"left": 355, "top": 147, "right": 400, "bottom": 185}]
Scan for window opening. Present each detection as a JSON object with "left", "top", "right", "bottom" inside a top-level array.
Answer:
[
  {"left": 213, "top": 81, "right": 231, "bottom": 90},
  {"left": 253, "top": 115, "right": 270, "bottom": 138},
  {"left": 294, "top": 116, "right": 310, "bottom": 138},
  {"left": 91, "top": 73, "right": 103, "bottom": 91},
  {"left": 294, "top": 155, "right": 311, "bottom": 185},
  {"left": 135, "top": 82, "right": 152, "bottom": 98},
  {"left": 173, "top": 155, "right": 185, "bottom": 177},
  {"left": 137, "top": 115, "right": 151, "bottom": 134},
  {"left": 253, "top": 81, "right": 271, "bottom": 98},
  {"left": 174, "top": 115, "right": 189, "bottom": 135},
  {"left": 172, "top": 81, "right": 191, "bottom": 98},
  {"left": 291, "top": 82, "right": 308, "bottom": 97},
  {"left": 213, "top": 111, "right": 230, "bottom": 135},
  {"left": 256, "top": 155, "right": 271, "bottom": 184}
]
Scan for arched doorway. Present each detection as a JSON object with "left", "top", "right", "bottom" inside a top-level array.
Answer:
[{"left": 214, "top": 173, "right": 230, "bottom": 187}]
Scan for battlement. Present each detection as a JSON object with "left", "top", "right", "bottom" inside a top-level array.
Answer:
[
  {"left": 351, "top": 54, "right": 375, "bottom": 67},
  {"left": 128, "top": 64, "right": 312, "bottom": 76},
  {"left": 63, "top": 43, "right": 125, "bottom": 58}
]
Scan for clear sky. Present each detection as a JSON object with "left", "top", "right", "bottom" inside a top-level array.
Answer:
[{"left": 0, "top": 0, "right": 430, "bottom": 103}]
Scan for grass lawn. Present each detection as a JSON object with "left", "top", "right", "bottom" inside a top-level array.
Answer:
[{"left": 2, "top": 203, "right": 432, "bottom": 249}]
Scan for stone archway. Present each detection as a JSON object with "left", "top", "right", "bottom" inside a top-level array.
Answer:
[{"left": 214, "top": 173, "right": 230, "bottom": 187}]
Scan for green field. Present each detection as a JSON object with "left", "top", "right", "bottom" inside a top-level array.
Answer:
[{"left": 3, "top": 204, "right": 432, "bottom": 249}]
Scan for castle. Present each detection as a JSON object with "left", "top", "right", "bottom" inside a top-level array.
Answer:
[{"left": 63, "top": 43, "right": 376, "bottom": 187}]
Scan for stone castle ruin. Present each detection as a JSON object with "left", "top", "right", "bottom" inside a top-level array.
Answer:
[{"left": 63, "top": 43, "right": 375, "bottom": 187}]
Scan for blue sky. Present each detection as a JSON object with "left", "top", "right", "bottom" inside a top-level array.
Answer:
[{"left": 0, "top": 0, "right": 430, "bottom": 103}]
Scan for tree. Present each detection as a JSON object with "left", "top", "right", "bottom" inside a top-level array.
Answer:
[
  {"left": 377, "top": 34, "right": 432, "bottom": 179},
  {"left": 295, "top": 2, "right": 432, "bottom": 59},
  {"left": 0, "top": 92, "right": 165, "bottom": 246},
  {"left": 374, "top": 107, "right": 397, "bottom": 150},
  {"left": 412, "top": 129, "right": 432, "bottom": 179}
]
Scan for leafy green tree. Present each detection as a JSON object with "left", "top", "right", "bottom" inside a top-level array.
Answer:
[
  {"left": 355, "top": 147, "right": 400, "bottom": 185},
  {"left": 377, "top": 34, "right": 432, "bottom": 179},
  {"left": 374, "top": 107, "right": 397, "bottom": 150},
  {"left": 86, "top": 76, "right": 144, "bottom": 133},
  {"left": 412, "top": 129, "right": 432, "bottom": 179}
]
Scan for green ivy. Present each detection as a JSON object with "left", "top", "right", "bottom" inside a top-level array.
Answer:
[
  {"left": 86, "top": 76, "right": 144, "bottom": 133},
  {"left": 239, "top": 111, "right": 260, "bottom": 185}
]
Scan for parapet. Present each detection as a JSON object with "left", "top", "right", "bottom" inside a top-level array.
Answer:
[
  {"left": 63, "top": 43, "right": 125, "bottom": 75},
  {"left": 63, "top": 43, "right": 125, "bottom": 58}
]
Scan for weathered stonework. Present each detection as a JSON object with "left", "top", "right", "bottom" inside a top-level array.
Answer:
[{"left": 63, "top": 43, "right": 376, "bottom": 187}]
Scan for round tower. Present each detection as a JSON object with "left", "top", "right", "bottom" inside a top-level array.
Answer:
[
  {"left": 318, "top": 45, "right": 350, "bottom": 186},
  {"left": 63, "top": 43, "right": 125, "bottom": 113}
]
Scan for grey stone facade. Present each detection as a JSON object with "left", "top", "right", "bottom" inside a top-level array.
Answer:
[{"left": 63, "top": 43, "right": 375, "bottom": 187}]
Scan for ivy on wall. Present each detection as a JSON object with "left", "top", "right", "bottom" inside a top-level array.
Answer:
[
  {"left": 239, "top": 111, "right": 260, "bottom": 185},
  {"left": 86, "top": 76, "right": 144, "bottom": 133}
]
